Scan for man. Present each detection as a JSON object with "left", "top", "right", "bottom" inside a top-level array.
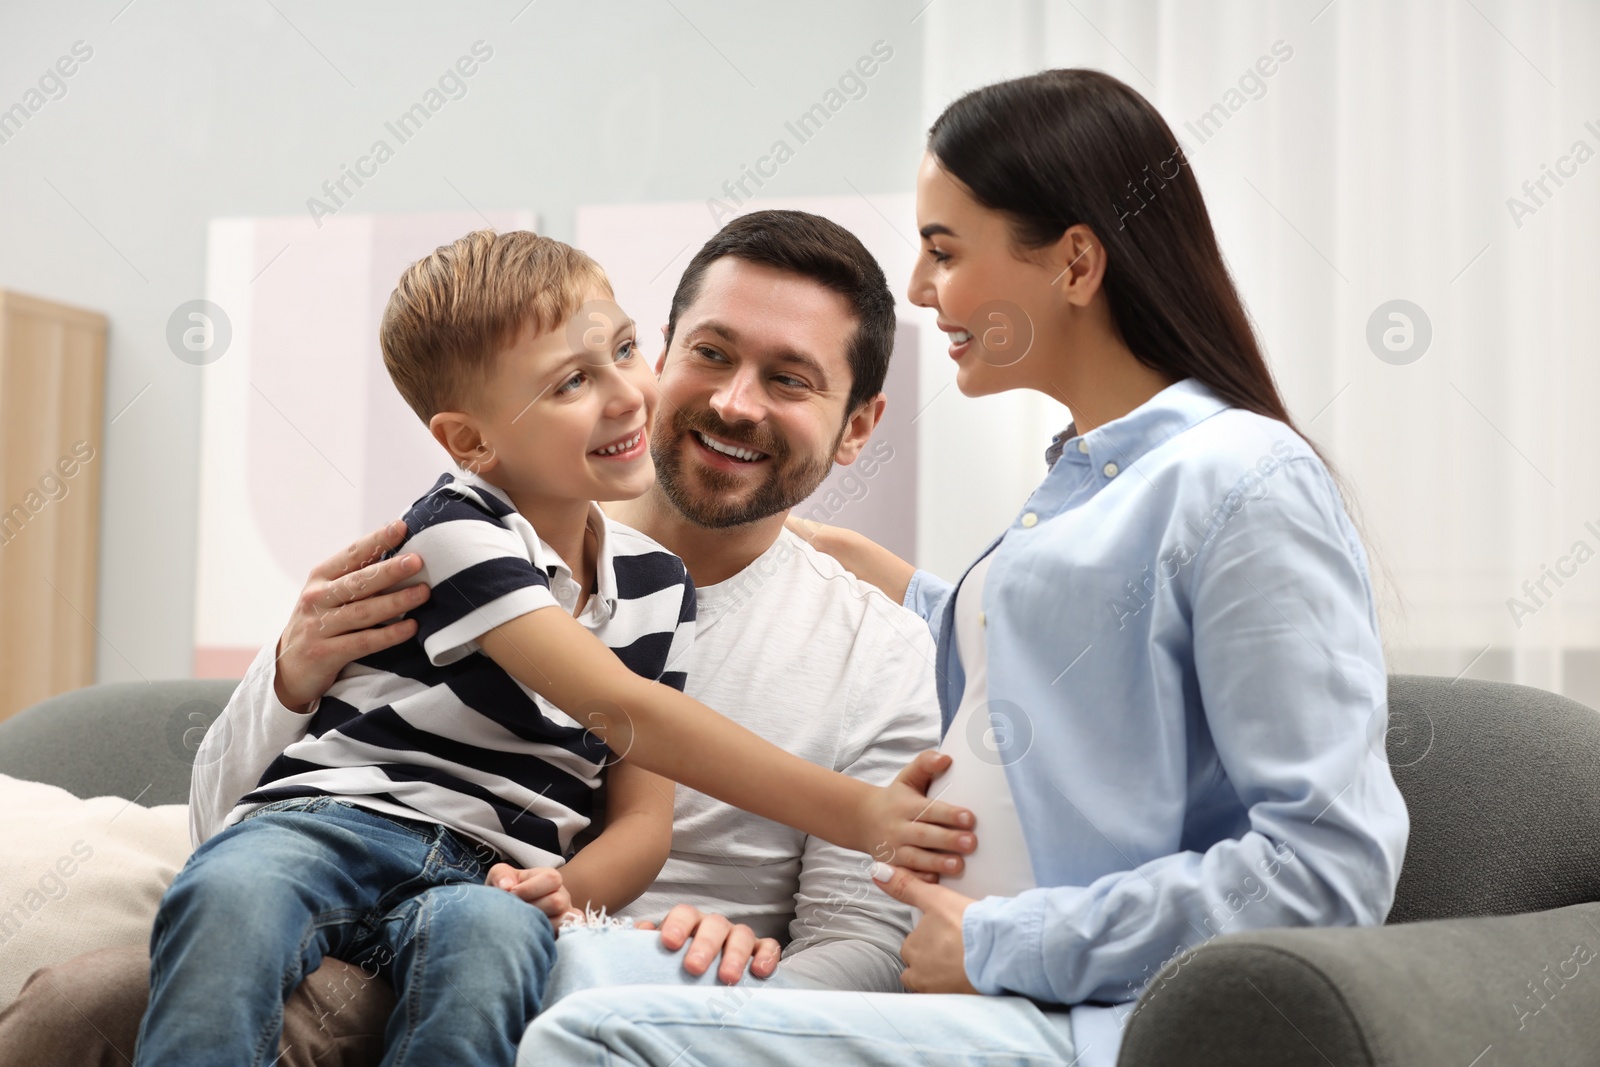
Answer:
[{"left": 0, "top": 209, "right": 956, "bottom": 1066}]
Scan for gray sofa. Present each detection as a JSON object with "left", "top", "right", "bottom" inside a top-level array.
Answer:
[
  {"left": 2, "top": 674, "right": 1598, "bottom": 1064},
  {"left": 1118, "top": 675, "right": 1600, "bottom": 1065}
]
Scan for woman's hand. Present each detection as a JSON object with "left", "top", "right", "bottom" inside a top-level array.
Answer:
[
  {"left": 871, "top": 863, "right": 981, "bottom": 994},
  {"left": 860, "top": 751, "right": 977, "bottom": 880},
  {"left": 487, "top": 864, "right": 579, "bottom": 924},
  {"left": 633, "top": 903, "right": 783, "bottom": 984},
  {"left": 786, "top": 517, "right": 917, "bottom": 604},
  {"left": 274, "top": 521, "right": 431, "bottom": 713}
]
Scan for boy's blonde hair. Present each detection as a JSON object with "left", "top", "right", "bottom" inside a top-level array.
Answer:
[{"left": 380, "top": 229, "right": 611, "bottom": 423}]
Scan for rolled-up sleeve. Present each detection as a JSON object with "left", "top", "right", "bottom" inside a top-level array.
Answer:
[
  {"left": 903, "top": 568, "right": 955, "bottom": 650},
  {"left": 960, "top": 458, "right": 1409, "bottom": 1004}
]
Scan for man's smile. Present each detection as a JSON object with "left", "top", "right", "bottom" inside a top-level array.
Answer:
[{"left": 692, "top": 430, "right": 770, "bottom": 466}]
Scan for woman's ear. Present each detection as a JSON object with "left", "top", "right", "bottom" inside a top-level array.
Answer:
[
  {"left": 429, "top": 412, "right": 498, "bottom": 473},
  {"left": 1050, "top": 224, "right": 1107, "bottom": 307}
]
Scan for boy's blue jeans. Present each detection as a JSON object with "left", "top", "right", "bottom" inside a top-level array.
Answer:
[{"left": 133, "top": 796, "right": 556, "bottom": 1067}]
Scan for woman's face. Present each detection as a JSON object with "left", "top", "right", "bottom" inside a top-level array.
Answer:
[{"left": 907, "top": 152, "right": 1064, "bottom": 397}]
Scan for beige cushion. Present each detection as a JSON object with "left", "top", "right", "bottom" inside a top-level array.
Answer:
[{"left": 0, "top": 775, "right": 192, "bottom": 1006}]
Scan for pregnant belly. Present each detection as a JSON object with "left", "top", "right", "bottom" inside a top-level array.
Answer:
[{"left": 933, "top": 729, "right": 1036, "bottom": 900}]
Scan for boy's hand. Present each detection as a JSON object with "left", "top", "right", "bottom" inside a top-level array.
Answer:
[
  {"left": 487, "top": 863, "right": 578, "bottom": 923},
  {"left": 860, "top": 751, "right": 977, "bottom": 881},
  {"left": 275, "top": 520, "right": 431, "bottom": 713}
]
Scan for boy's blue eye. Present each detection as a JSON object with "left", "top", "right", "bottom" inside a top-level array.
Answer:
[
  {"left": 555, "top": 371, "right": 585, "bottom": 395},
  {"left": 615, "top": 338, "right": 636, "bottom": 362}
]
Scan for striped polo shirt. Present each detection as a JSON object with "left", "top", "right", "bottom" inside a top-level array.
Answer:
[{"left": 225, "top": 469, "right": 696, "bottom": 869}]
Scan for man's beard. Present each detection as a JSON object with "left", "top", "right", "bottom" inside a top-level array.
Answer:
[{"left": 652, "top": 406, "right": 840, "bottom": 529}]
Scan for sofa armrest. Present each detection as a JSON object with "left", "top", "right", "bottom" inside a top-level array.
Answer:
[
  {"left": 0, "top": 680, "right": 238, "bottom": 805},
  {"left": 1117, "top": 903, "right": 1600, "bottom": 1066}
]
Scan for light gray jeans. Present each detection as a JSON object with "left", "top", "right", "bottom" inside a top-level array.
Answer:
[{"left": 522, "top": 928, "right": 1081, "bottom": 1066}]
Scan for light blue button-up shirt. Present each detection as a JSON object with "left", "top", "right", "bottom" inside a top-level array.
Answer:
[{"left": 905, "top": 378, "right": 1408, "bottom": 1050}]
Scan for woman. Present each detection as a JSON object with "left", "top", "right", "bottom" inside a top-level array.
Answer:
[{"left": 520, "top": 67, "right": 1409, "bottom": 1066}]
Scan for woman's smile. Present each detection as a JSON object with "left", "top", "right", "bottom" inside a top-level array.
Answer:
[{"left": 940, "top": 322, "right": 974, "bottom": 361}]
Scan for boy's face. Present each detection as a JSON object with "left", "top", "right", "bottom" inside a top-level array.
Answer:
[{"left": 459, "top": 283, "right": 658, "bottom": 505}]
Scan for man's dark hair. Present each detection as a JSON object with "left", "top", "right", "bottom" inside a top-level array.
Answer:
[{"left": 665, "top": 210, "right": 896, "bottom": 415}]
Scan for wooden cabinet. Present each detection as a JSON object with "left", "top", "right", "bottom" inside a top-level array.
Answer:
[{"left": 0, "top": 289, "right": 106, "bottom": 722}]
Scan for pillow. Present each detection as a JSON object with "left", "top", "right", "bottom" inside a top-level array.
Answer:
[{"left": 0, "top": 775, "right": 192, "bottom": 1006}]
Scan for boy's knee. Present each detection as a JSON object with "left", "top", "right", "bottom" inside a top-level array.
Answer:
[{"left": 420, "top": 884, "right": 555, "bottom": 959}]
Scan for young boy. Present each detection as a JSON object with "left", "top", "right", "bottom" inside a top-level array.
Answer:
[
  {"left": 137, "top": 231, "right": 973, "bottom": 1066},
  {"left": 135, "top": 232, "right": 687, "bottom": 1066}
]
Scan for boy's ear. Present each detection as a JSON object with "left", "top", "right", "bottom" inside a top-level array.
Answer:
[{"left": 429, "top": 412, "right": 497, "bottom": 472}]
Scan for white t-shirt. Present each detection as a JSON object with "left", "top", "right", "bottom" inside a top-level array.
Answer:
[
  {"left": 937, "top": 551, "right": 1036, "bottom": 900},
  {"left": 191, "top": 527, "right": 942, "bottom": 993},
  {"left": 618, "top": 530, "right": 941, "bottom": 940}
]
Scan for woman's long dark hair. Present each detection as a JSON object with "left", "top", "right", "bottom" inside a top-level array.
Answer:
[
  {"left": 928, "top": 70, "right": 1408, "bottom": 637},
  {"left": 928, "top": 69, "right": 1310, "bottom": 447}
]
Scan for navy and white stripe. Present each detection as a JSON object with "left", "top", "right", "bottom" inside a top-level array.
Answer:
[{"left": 226, "top": 469, "right": 696, "bottom": 869}]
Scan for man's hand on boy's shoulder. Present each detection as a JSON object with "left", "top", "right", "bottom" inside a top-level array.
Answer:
[{"left": 273, "top": 520, "right": 432, "bottom": 713}]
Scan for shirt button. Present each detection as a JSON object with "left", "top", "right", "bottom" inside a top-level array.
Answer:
[
  {"left": 1077, "top": 439, "right": 1089, "bottom": 454},
  {"left": 1021, "top": 512, "right": 1039, "bottom": 528},
  {"left": 1103, "top": 462, "right": 1119, "bottom": 478}
]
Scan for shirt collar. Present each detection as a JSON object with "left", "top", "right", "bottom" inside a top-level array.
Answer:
[
  {"left": 587, "top": 510, "right": 620, "bottom": 618},
  {"left": 1046, "top": 377, "right": 1230, "bottom": 474},
  {"left": 450, "top": 468, "right": 618, "bottom": 620}
]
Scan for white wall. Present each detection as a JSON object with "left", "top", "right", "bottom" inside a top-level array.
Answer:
[
  {"left": 11, "top": 0, "right": 1595, "bottom": 705},
  {"left": 917, "top": 0, "right": 1600, "bottom": 707},
  {"left": 0, "top": 1, "right": 928, "bottom": 683}
]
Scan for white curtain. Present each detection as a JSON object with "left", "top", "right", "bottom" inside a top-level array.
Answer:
[{"left": 912, "top": 0, "right": 1600, "bottom": 705}]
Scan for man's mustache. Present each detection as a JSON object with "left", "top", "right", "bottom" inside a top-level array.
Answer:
[{"left": 671, "top": 409, "right": 787, "bottom": 459}]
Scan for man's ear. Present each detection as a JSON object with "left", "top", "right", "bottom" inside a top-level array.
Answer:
[
  {"left": 833, "top": 393, "right": 887, "bottom": 465},
  {"left": 429, "top": 412, "right": 497, "bottom": 473},
  {"left": 655, "top": 324, "right": 670, "bottom": 376}
]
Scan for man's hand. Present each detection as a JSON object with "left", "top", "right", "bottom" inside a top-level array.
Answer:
[
  {"left": 871, "top": 863, "right": 981, "bottom": 994},
  {"left": 860, "top": 751, "right": 977, "bottom": 881},
  {"left": 487, "top": 864, "right": 578, "bottom": 924},
  {"left": 274, "top": 521, "right": 430, "bottom": 713},
  {"left": 633, "top": 904, "right": 782, "bottom": 984}
]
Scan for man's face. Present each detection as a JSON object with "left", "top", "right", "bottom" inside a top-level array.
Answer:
[{"left": 652, "top": 258, "right": 869, "bottom": 529}]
